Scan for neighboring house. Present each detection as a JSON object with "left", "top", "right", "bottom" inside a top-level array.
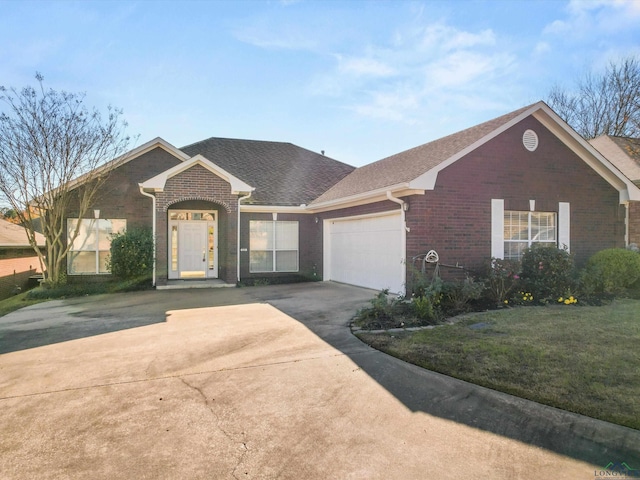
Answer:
[
  {"left": 589, "top": 135, "right": 640, "bottom": 245},
  {"left": 62, "top": 101, "right": 640, "bottom": 294},
  {"left": 0, "top": 219, "right": 45, "bottom": 299}
]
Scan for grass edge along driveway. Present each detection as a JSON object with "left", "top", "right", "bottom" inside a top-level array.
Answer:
[{"left": 356, "top": 299, "right": 640, "bottom": 431}]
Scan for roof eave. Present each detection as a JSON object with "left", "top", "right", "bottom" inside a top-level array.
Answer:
[{"left": 308, "top": 184, "right": 424, "bottom": 212}]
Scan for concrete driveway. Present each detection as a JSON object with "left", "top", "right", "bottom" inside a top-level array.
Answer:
[{"left": 0, "top": 282, "right": 638, "bottom": 479}]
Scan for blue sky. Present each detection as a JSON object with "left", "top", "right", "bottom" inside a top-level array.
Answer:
[{"left": 1, "top": 0, "right": 639, "bottom": 166}]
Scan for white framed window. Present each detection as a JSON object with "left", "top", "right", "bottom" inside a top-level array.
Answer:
[
  {"left": 67, "top": 218, "right": 126, "bottom": 274},
  {"left": 492, "top": 200, "right": 570, "bottom": 260},
  {"left": 249, "top": 220, "right": 299, "bottom": 273},
  {"left": 503, "top": 211, "right": 557, "bottom": 260}
]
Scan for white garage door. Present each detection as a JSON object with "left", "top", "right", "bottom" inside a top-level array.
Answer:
[{"left": 325, "top": 212, "right": 404, "bottom": 294}]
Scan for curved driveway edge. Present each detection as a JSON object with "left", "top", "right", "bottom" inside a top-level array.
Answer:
[{"left": 0, "top": 282, "right": 638, "bottom": 479}]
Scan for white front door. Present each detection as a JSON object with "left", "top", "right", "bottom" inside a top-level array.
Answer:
[
  {"left": 179, "top": 222, "right": 207, "bottom": 278},
  {"left": 168, "top": 211, "right": 219, "bottom": 280}
]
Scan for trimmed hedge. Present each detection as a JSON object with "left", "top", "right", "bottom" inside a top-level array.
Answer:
[{"left": 582, "top": 248, "right": 640, "bottom": 295}]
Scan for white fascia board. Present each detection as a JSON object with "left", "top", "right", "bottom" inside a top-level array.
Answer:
[
  {"left": 307, "top": 185, "right": 424, "bottom": 213},
  {"left": 67, "top": 137, "right": 188, "bottom": 193},
  {"left": 240, "top": 205, "right": 310, "bottom": 214},
  {"left": 410, "top": 103, "right": 544, "bottom": 191},
  {"left": 140, "top": 155, "right": 254, "bottom": 194},
  {"left": 532, "top": 107, "right": 640, "bottom": 202}
]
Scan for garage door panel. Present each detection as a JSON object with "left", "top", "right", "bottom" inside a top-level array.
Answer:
[{"left": 326, "top": 213, "right": 404, "bottom": 293}]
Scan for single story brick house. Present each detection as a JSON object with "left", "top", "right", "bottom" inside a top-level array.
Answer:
[
  {"left": 589, "top": 135, "right": 640, "bottom": 246},
  {"left": 64, "top": 101, "right": 640, "bottom": 294}
]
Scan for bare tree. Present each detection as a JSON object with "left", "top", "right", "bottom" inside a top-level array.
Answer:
[
  {"left": 0, "top": 74, "right": 132, "bottom": 286},
  {"left": 547, "top": 56, "right": 640, "bottom": 139}
]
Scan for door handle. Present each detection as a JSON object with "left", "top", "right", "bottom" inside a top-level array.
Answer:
[{"left": 203, "top": 250, "right": 206, "bottom": 262}]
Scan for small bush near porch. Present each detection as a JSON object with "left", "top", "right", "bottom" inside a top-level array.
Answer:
[{"left": 357, "top": 299, "right": 640, "bottom": 430}]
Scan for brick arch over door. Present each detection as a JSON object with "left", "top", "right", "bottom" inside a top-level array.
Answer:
[
  {"left": 153, "top": 165, "right": 240, "bottom": 285},
  {"left": 165, "top": 197, "right": 232, "bottom": 213}
]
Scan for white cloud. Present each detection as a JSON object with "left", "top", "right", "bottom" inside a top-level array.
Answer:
[
  {"left": 420, "top": 24, "right": 496, "bottom": 52},
  {"left": 533, "top": 42, "right": 551, "bottom": 56},
  {"left": 336, "top": 55, "right": 396, "bottom": 77},
  {"left": 425, "top": 51, "right": 515, "bottom": 89},
  {"left": 317, "top": 19, "right": 515, "bottom": 125},
  {"left": 544, "top": 0, "right": 640, "bottom": 37},
  {"left": 349, "top": 87, "right": 421, "bottom": 123}
]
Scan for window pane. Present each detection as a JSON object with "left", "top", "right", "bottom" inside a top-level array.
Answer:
[
  {"left": 504, "top": 242, "right": 527, "bottom": 260},
  {"left": 68, "top": 251, "right": 97, "bottom": 274},
  {"left": 68, "top": 219, "right": 97, "bottom": 251},
  {"left": 98, "top": 251, "right": 110, "bottom": 273},
  {"left": 97, "top": 219, "right": 126, "bottom": 250},
  {"left": 504, "top": 211, "right": 528, "bottom": 241},
  {"left": 275, "top": 221, "right": 298, "bottom": 250},
  {"left": 250, "top": 251, "right": 273, "bottom": 272},
  {"left": 250, "top": 221, "right": 274, "bottom": 250},
  {"left": 208, "top": 226, "right": 215, "bottom": 270},
  {"left": 276, "top": 251, "right": 298, "bottom": 272},
  {"left": 171, "top": 225, "right": 178, "bottom": 271},
  {"left": 531, "top": 213, "right": 556, "bottom": 242}
]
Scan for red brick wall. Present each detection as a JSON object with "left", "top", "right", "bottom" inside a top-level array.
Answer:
[
  {"left": 68, "top": 147, "right": 183, "bottom": 227},
  {"left": 239, "top": 212, "right": 320, "bottom": 281},
  {"left": 0, "top": 253, "right": 42, "bottom": 299},
  {"left": 405, "top": 116, "right": 625, "bottom": 278}
]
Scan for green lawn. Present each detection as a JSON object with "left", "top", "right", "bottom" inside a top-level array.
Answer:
[
  {"left": 356, "top": 299, "right": 640, "bottom": 430},
  {"left": 0, "top": 291, "right": 46, "bottom": 317}
]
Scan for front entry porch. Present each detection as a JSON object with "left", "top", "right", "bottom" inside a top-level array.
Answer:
[{"left": 168, "top": 210, "right": 219, "bottom": 280}]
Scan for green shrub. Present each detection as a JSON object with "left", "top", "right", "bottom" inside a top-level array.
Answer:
[
  {"left": 520, "top": 245, "right": 576, "bottom": 303},
  {"left": 479, "top": 258, "right": 521, "bottom": 307},
  {"left": 582, "top": 248, "right": 640, "bottom": 295},
  {"left": 412, "top": 295, "right": 435, "bottom": 321},
  {"left": 440, "top": 276, "right": 484, "bottom": 315},
  {"left": 107, "top": 228, "right": 154, "bottom": 280},
  {"left": 411, "top": 277, "right": 444, "bottom": 322}
]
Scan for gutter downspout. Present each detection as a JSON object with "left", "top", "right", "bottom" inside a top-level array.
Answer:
[
  {"left": 139, "top": 185, "right": 157, "bottom": 287},
  {"left": 237, "top": 191, "right": 253, "bottom": 283},
  {"left": 386, "top": 191, "right": 407, "bottom": 295},
  {"left": 625, "top": 201, "right": 630, "bottom": 247}
]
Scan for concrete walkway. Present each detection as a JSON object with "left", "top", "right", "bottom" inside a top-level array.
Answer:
[{"left": 0, "top": 282, "right": 638, "bottom": 479}]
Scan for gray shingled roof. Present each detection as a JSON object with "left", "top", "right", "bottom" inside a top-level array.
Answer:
[
  {"left": 180, "top": 138, "right": 355, "bottom": 206},
  {"left": 590, "top": 135, "right": 640, "bottom": 182},
  {"left": 0, "top": 219, "right": 45, "bottom": 248},
  {"left": 312, "top": 103, "right": 536, "bottom": 204}
]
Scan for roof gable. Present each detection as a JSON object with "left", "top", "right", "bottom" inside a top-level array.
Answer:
[
  {"left": 139, "top": 155, "right": 254, "bottom": 194},
  {"left": 68, "top": 137, "right": 189, "bottom": 192},
  {"left": 311, "top": 101, "right": 640, "bottom": 208}
]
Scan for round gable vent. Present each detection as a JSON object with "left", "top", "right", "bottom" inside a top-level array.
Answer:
[{"left": 523, "top": 129, "right": 539, "bottom": 152}]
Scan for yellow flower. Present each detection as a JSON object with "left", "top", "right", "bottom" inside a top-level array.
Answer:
[
  {"left": 558, "top": 297, "right": 563, "bottom": 303},
  {"left": 564, "top": 299, "right": 570, "bottom": 305},
  {"left": 504, "top": 300, "right": 508, "bottom": 304}
]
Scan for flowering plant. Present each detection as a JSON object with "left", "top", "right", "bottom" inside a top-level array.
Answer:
[{"left": 558, "top": 295, "right": 578, "bottom": 305}]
